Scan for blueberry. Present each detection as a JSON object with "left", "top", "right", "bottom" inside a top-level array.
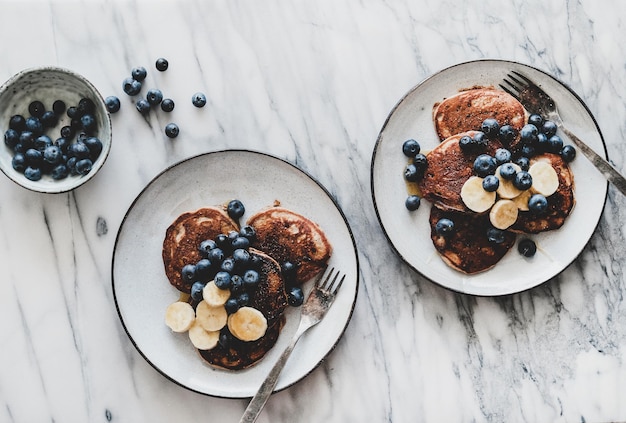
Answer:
[
  {"left": 215, "top": 234, "right": 230, "bottom": 250},
  {"left": 520, "top": 143, "right": 536, "bottom": 158},
  {"left": 66, "top": 157, "right": 78, "bottom": 175},
  {"left": 11, "top": 153, "right": 26, "bottom": 172},
  {"left": 541, "top": 120, "right": 557, "bottom": 137},
  {"left": 136, "top": 99, "right": 151, "bottom": 115},
  {"left": 513, "top": 171, "right": 533, "bottom": 190},
  {"left": 52, "top": 100, "right": 66, "bottom": 115},
  {"left": 165, "top": 123, "right": 179, "bottom": 138},
  {"left": 214, "top": 271, "right": 231, "bottom": 289},
  {"left": 528, "top": 114, "right": 543, "bottom": 128},
  {"left": 4, "top": 129, "right": 19, "bottom": 149},
  {"left": 9, "top": 114, "right": 26, "bottom": 131},
  {"left": 228, "top": 230, "right": 240, "bottom": 242},
  {"left": 181, "top": 264, "right": 197, "bottom": 283},
  {"left": 481, "top": 118, "right": 500, "bottom": 139},
  {"left": 199, "top": 239, "right": 217, "bottom": 256},
  {"left": 482, "top": 175, "right": 499, "bottom": 192},
  {"left": 122, "top": 77, "right": 142, "bottom": 96},
  {"left": 43, "top": 145, "right": 62, "bottom": 164},
  {"left": 515, "top": 156, "right": 530, "bottom": 171},
  {"left": 60, "top": 125, "right": 75, "bottom": 139},
  {"left": 404, "top": 163, "right": 421, "bottom": 182},
  {"left": 281, "top": 261, "right": 297, "bottom": 282},
  {"left": 499, "top": 162, "right": 517, "bottom": 180},
  {"left": 473, "top": 154, "right": 497, "bottom": 177},
  {"left": 192, "top": 92, "right": 207, "bottom": 107},
  {"left": 412, "top": 153, "right": 428, "bottom": 174},
  {"left": 231, "top": 236, "right": 249, "bottom": 251},
  {"left": 146, "top": 89, "right": 163, "bottom": 106},
  {"left": 195, "top": 258, "right": 213, "bottom": 281},
  {"left": 80, "top": 114, "right": 97, "bottom": 134},
  {"left": 230, "top": 274, "right": 244, "bottom": 292},
  {"left": 41, "top": 111, "right": 58, "bottom": 128},
  {"left": 131, "top": 66, "right": 147, "bottom": 81},
  {"left": 239, "top": 225, "right": 257, "bottom": 241},
  {"left": 75, "top": 158, "right": 93, "bottom": 175},
  {"left": 435, "top": 218, "right": 454, "bottom": 237},
  {"left": 19, "top": 131, "right": 35, "bottom": 148},
  {"left": 520, "top": 124, "right": 538, "bottom": 145},
  {"left": 494, "top": 148, "right": 511, "bottom": 165},
  {"left": 459, "top": 135, "right": 475, "bottom": 153},
  {"left": 486, "top": 227, "right": 506, "bottom": 244},
  {"left": 77, "top": 98, "right": 96, "bottom": 115},
  {"left": 190, "top": 281, "right": 205, "bottom": 302},
  {"left": 548, "top": 135, "right": 564, "bottom": 153},
  {"left": 224, "top": 298, "right": 240, "bottom": 314},
  {"left": 161, "top": 98, "right": 175, "bottom": 112},
  {"left": 237, "top": 292, "right": 250, "bottom": 307},
  {"left": 84, "top": 137, "right": 103, "bottom": 160},
  {"left": 536, "top": 133, "right": 549, "bottom": 152},
  {"left": 560, "top": 145, "right": 576, "bottom": 162},
  {"left": 227, "top": 199, "right": 245, "bottom": 220},
  {"left": 402, "top": 139, "right": 421, "bottom": 157},
  {"left": 51, "top": 163, "right": 69, "bottom": 180},
  {"left": 287, "top": 286, "right": 304, "bottom": 306},
  {"left": 34, "top": 135, "right": 53, "bottom": 151},
  {"left": 243, "top": 269, "right": 260, "bottom": 288},
  {"left": 25, "top": 117, "right": 43, "bottom": 135},
  {"left": 518, "top": 238, "right": 537, "bottom": 257},
  {"left": 68, "top": 142, "right": 90, "bottom": 159},
  {"left": 405, "top": 194, "right": 421, "bottom": 211},
  {"left": 528, "top": 193, "right": 548, "bottom": 215},
  {"left": 472, "top": 131, "right": 488, "bottom": 148},
  {"left": 232, "top": 248, "right": 251, "bottom": 267},
  {"left": 67, "top": 106, "right": 78, "bottom": 119},
  {"left": 221, "top": 257, "right": 236, "bottom": 273},
  {"left": 105, "top": 96, "right": 121, "bottom": 113},
  {"left": 55, "top": 137, "right": 70, "bottom": 153},
  {"left": 28, "top": 100, "right": 46, "bottom": 118},
  {"left": 25, "top": 148, "right": 43, "bottom": 167},
  {"left": 24, "top": 166, "right": 42, "bottom": 181},
  {"left": 218, "top": 330, "right": 232, "bottom": 348},
  {"left": 155, "top": 57, "right": 169, "bottom": 71}
]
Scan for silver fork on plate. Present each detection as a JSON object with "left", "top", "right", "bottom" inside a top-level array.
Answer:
[
  {"left": 500, "top": 70, "right": 626, "bottom": 196},
  {"left": 239, "top": 267, "right": 345, "bottom": 423}
]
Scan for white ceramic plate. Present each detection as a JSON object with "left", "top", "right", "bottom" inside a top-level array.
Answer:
[
  {"left": 112, "top": 150, "right": 358, "bottom": 397},
  {"left": 371, "top": 59, "right": 607, "bottom": 296}
]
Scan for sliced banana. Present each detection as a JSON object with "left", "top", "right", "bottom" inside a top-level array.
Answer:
[
  {"left": 529, "top": 161, "right": 559, "bottom": 196},
  {"left": 460, "top": 176, "right": 496, "bottom": 213},
  {"left": 228, "top": 306, "right": 268, "bottom": 342},
  {"left": 512, "top": 189, "right": 532, "bottom": 211},
  {"left": 495, "top": 163, "right": 523, "bottom": 199},
  {"left": 164, "top": 301, "right": 195, "bottom": 333},
  {"left": 188, "top": 321, "right": 220, "bottom": 350},
  {"left": 195, "top": 300, "right": 228, "bottom": 332},
  {"left": 489, "top": 199, "right": 519, "bottom": 229},
  {"left": 202, "top": 280, "right": 231, "bottom": 307}
]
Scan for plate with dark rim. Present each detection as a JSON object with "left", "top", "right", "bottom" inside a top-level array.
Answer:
[
  {"left": 112, "top": 150, "right": 359, "bottom": 397},
  {"left": 371, "top": 59, "right": 607, "bottom": 296}
]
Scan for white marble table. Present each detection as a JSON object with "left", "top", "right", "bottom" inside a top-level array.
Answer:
[{"left": 2, "top": 1, "right": 626, "bottom": 422}]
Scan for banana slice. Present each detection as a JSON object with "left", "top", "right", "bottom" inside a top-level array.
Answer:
[
  {"left": 228, "top": 307, "right": 268, "bottom": 342},
  {"left": 195, "top": 301, "right": 228, "bottom": 332},
  {"left": 529, "top": 161, "right": 559, "bottom": 196},
  {"left": 202, "top": 281, "right": 231, "bottom": 307},
  {"left": 164, "top": 301, "right": 195, "bottom": 333},
  {"left": 460, "top": 176, "right": 496, "bottom": 213},
  {"left": 512, "top": 189, "right": 532, "bottom": 211},
  {"left": 489, "top": 199, "right": 519, "bottom": 229},
  {"left": 188, "top": 321, "right": 220, "bottom": 350},
  {"left": 495, "top": 163, "right": 523, "bottom": 199}
]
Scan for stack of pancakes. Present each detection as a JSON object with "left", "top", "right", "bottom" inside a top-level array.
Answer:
[{"left": 416, "top": 87, "right": 575, "bottom": 274}]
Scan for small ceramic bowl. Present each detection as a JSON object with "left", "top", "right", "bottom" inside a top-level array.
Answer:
[{"left": 0, "top": 66, "right": 112, "bottom": 193}]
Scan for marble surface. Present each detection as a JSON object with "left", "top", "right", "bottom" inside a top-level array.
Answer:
[{"left": 1, "top": 0, "right": 626, "bottom": 422}]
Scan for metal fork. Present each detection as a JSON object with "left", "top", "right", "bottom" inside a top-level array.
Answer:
[
  {"left": 239, "top": 267, "right": 345, "bottom": 423},
  {"left": 500, "top": 70, "right": 626, "bottom": 196}
]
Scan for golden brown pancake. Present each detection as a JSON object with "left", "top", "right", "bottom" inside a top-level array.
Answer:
[
  {"left": 430, "top": 206, "right": 516, "bottom": 274},
  {"left": 247, "top": 206, "right": 332, "bottom": 285},
  {"left": 433, "top": 87, "right": 526, "bottom": 144},
  {"left": 417, "top": 131, "right": 504, "bottom": 212},
  {"left": 511, "top": 153, "right": 575, "bottom": 233},
  {"left": 162, "top": 207, "right": 239, "bottom": 293}
]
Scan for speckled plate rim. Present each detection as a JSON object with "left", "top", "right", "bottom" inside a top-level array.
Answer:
[
  {"left": 371, "top": 59, "right": 608, "bottom": 296},
  {"left": 112, "top": 149, "right": 359, "bottom": 398}
]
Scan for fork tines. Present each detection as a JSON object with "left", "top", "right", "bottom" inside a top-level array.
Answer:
[{"left": 317, "top": 267, "right": 345, "bottom": 294}]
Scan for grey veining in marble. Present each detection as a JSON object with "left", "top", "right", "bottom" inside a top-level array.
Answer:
[{"left": 1, "top": 0, "right": 626, "bottom": 422}]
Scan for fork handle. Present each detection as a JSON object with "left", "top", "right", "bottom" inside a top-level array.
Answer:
[
  {"left": 239, "top": 331, "right": 304, "bottom": 423},
  {"left": 559, "top": 126, "right": 626, "bottom": 196}
]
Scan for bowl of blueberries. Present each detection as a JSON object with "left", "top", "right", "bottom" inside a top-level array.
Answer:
[{"left": 0, "top": 66, "right": 112, "bottom": 193}]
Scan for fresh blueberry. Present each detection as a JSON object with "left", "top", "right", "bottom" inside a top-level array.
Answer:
[
  {"left": 4, "top": 129, "right": 19, "bottom": 149},
  {"left": 518, "top": 238, "right": 537, "bottom": 257},
  {"left": 131, "top": 66, "right": 147, "bottom": 81},
  {"left": 25, "top": 117, "right": 43, "bottom": 135},
  {"left": 486, "top": 227, "right": 506, "bottom": 244},
  {"left": 218, "top": 330, "right": 232, "bottom": 348},
  {"left": 34, "top": 135, "right": 53, "bottom": 151},
  {"left": 41, "top": 111, "right": 58, "bottom": 128},
  {"left": 146, "top": 89, "right": 163, "bottom": 106},
  {"left": 494, "top": 148, "right": 512, "bottom": 165},
  {"left": 232, "top": 248, "right": 251, "bottom": 267},
  {"left": 227, "top": 199, "right": 245, "bottom": 220},
  {"left": 195, "top": 258, "right": 213, "bottom": 281},
  {"left": 402, "top": 139, "right": 421, "bottom": 157},
  {"left": 11, "top": 153, "right": 26, "bottom": 172},
  {"left": 80, "top": 114, "right": 97, "bottom": 134},
  {"left": 536, "top": 133, "right": 549, "bottom": 152},
  {"left": 60, "top": 125, "right": 75, "bottom": 139},
  {"left": 528, "top": 114, "right": 543, "bottom": 128},
  {"left": 243, "top": 269, "right": 260, "bottom": 288},
  {"left": 520, "top": 143, "right": 536, "bottom": 158},
  {"left": 541, "top": 120, "right": 557, "bottom": 137},
  {"left": 473, "top": 154, "right": 497, "bottom": 177},
  {"left": 155, "top": 57, "right": 169, "bottom": 71},
  {"left": 105, "top": 96, "right": 121, "bottom": 113},
  {"left": 214, "top": 271, "right": 231, "bottom": 289},
  {"left": 412, "top": 153, "right": 428, "bottom": 173},
  {"left": 230, "top": 234, "right": 250, "bottom": 250},
  {"left": 9, "top": 114, "right": 26, "bottom": 131},
  {"left": 66, "top": 157, "right": 78, "bottom": 175},
  {"left": 528, "top": 194, "right": 548, "bottom": 215},
  {"left": 224, "top": 298, "right": 240, "bottom": 314},
  {"left": 499, "top": 162, "right": 517, "bottom": 180},
  {"left": 515, "top": 156, "right": 530, "bottom": 171},
  {"left": 67, "top": 106, "right": 78, "bottom": 119},
  {"left": 459, "top": 135, "right": 475, "bottom": 153},
  {"left": 198, "top": 239, "right": 218, "bottom": 256},
  {"left": 25, "top": 148, "right": 43, "bottom": 167},
  {"left": 28, "top": 100, "right": 46, "bottom": 118},
  {"left": 181, "top": 264, "right": 197, "bottom": 284},
  {"left": 51, "top": 163, "right": 69, "bottom": 180},
  {"left": 482, "top": 174, "right": 500, "bottom": 192},
  {"left": 405, "top": 194, "right": 421, "bottom": 211},
  {"left": 68, "top": 142, "right": 90, "bottom": 159},
  {"left": 215, "top": 234, "right": 230, "bottom": 250},
  {"left": 481, "top": 118, "right": 500, "bottom": 139},
  {"left": 287, "top": 286, "right": 304, "bottom": 307},
  {"left": 472, "top": 131, "right": 488, "bottom": 148},
  {"left": 404, "top": 163, "right": 422, "bottom": 182},
  {"left": 435, "top": 218, "right": 454, "bottom": 237},
  {"left": 84, "top": 137, "right": 103, "bottom": 160},
  {"left": 513, "top": 171, "right": 533, "bottom": 190},
  {"left": 560, "top": 145, "right": 576, "bottom": 162},
  {"left": 281, "top": 261, "right": 297, "bottom": 282},
  {"left": 165, "top": 123, "right": 179, "bottom": 138},
  {"left": 136, "top": 99, "right": 151, "bottom": 115},
  {"left": 52, "top": 100, "right": 66, "bottom": 115},
  {"left": 221, "top": 257, "right": 236, "bottom": 273},
  {"left": 192, "top": 92, "right": 207, "bottom": 107},
  {"left": 19, "top": 131, "right": 35, "bottom": 148},
  {"left": 520, "top": 124, "right": 538, "bottom": 145},
  {"left": 548, "top": 135, "right": 564, "bottom": 153},
  {"left": 161, "top": 98, "right": 175, "bottom": 112},
  {"left": 239, "top": 225, "right": 257, "bottom": 241},
  {"left": 75, "top": 158, "right": 93, "bottom": 175},
  {"left": 24, "top": 166, "right": 42, "bottom": 181},
  {"left": 190, "top": 281, "right": 205, "bottom": 302},
  {"left": 77, "top": 98, "right": 96, "bottom": 115},
  {"left": 230, "top": 274, "right": 244, "bottom": 292},
  {"left": 55, "top": 137, "right": 70, "bottom": 153},
  {"left": 237, "top": 292, "right": 250, "bottom": 307},
  {"left": 122, "top": 77, "right": 142, "bottom": 96},
  {"left": 43, "top": 145, "right": 62, "bottom": 164}
]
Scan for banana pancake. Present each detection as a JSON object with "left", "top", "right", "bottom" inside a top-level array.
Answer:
[
  {"left": 418, "top": 131, "right": 504, "bottom": 212},
  {"left": 433, "top": 87, "right": 526, "bottom": 146},
  {"left": 247, "top": 206, "right": 332, "bottom": 285},
  {"left": 199, "top": 248, "right": 288, "bottom": 370},
  {"left": 511, "top": 153, "right": 575, "bottom": 233},
  {"left": 163, "top": 207, "right": 239, "bottom": 293},
  {"left": 430, "top": 206, "right": 517, "bottom": 274}
]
